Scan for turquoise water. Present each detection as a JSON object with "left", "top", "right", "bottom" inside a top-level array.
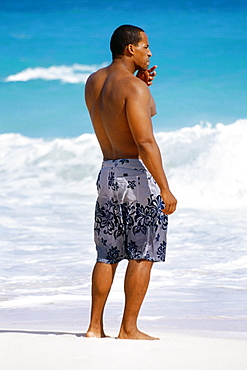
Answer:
[{"left": 0, "top": 0, "right": 246, "bottom": 137}]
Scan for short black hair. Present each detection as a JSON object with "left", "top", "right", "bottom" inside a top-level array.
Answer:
[{"left": 110, "top": 25, "right": 144, "bottom": 59}]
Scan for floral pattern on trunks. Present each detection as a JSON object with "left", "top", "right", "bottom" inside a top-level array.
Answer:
[
  {"left": 106, "top": 246, "right": 123, "bottom": 264},
  {"left": 96, "top": 170, "right": 102, "bottom": 190},
  {"left": 126, "top": 240, "right": 142, "bottom": 259},
  {"left": 108, "top": 171, "right": 119, "bottom": 191},
  {"left": 94, "top": 194, "right": 168, "bottom": 263},
  {"left": 94, "top": 159, "right": 168, "bottom": 264},
  {"left": 113, "top": 159, "right": 130, "bottom": 166},
  {"left": 157, "top": 241, "right": 167, "bottom": 261},
  {"left": 95, "top": 198, "right": 124, "bottom": 240},
  {"left": 127, "top": 180, "right": 136, "bottom": 189}
]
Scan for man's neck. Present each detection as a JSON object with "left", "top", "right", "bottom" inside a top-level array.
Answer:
[{"left": 111, "top": 57, "right": 136, "bottom": 75}]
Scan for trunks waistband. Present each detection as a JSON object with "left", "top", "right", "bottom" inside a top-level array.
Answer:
[{"left": 102, "top": 158, "right": 145, "bottom": 169}]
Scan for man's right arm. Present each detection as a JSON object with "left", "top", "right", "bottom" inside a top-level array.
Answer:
[{"left": 126, "top": 80, "right": 177, "bottom": 215}]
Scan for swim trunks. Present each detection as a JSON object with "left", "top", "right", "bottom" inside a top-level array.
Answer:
[{"left": 94, "top": 159, "right": 168, "bottom": 264}]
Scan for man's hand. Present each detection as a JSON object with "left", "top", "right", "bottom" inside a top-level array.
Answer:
[
  {"left": 161, "top": 189, "right": 177, "bottom": 215},
  {"left": 136, "top": 65, "right": 157, "bottom": 86}
]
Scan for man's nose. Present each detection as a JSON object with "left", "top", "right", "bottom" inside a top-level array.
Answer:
[{"left": 148, "top": 49, "right": 152, "bottom": 57}]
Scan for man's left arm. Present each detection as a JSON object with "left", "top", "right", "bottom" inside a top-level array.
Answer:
[{"left": 136, "top": 66, "right": 157, "bottom": 116}]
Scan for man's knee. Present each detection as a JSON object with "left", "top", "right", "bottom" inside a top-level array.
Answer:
[{"left": 128, "top": 259, "right": 153, "bottom": 268}]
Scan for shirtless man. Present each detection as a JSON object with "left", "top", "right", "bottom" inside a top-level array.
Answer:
[{"left": 85, "top": 25, "right": 177, "bottom": 340}]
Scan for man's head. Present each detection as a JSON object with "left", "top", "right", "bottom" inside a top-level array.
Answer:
[{"left": 110, "top": 25, "right": 145, "bottom": 60}]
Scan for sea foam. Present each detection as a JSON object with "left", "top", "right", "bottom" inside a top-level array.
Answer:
[{"left": 1, "top": 120, "right": 246, "bottom": 209}]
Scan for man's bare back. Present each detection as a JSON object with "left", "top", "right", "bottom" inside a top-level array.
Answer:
[{"left": 85, "top": 33, "right": 156, "bottom": 161}]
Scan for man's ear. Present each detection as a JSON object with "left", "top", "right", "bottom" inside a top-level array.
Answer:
[{"left": 125, "top": 44, "right": 134, "bottom": 56}]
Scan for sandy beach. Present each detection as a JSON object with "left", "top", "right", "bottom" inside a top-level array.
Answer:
[{"left": 1, "top": 329, "right": 247, "bottom": 370}]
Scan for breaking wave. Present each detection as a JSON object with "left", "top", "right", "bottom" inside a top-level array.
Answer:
[{"left": 1, "top": 120, "right": 247, "bottom": 209}]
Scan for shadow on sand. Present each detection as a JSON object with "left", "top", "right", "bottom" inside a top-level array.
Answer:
[{"left": 0, "top": 329, "right": 86, "bottom": 337}]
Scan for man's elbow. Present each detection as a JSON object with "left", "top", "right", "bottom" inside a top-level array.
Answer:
[
  {"left": 151, "top": 107, "right": 157, "bottom": 117},
  {"left": 151, "top": 111, "right": 157, "bottom": 117},
  {"left": 137, "top": 139, "right": 156, "bottom": 154}
]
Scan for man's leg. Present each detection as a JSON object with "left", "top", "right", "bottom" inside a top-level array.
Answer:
[
  {"left": 86, "top": 261, "right": 118, "bottom": 338},
  {"left": 118, "top": 259, "right": 159, "bottom": 340}
]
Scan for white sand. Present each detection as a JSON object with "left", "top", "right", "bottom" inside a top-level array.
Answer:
[{"left": 0, "top": 330, "right": 246, "bottom": 370}]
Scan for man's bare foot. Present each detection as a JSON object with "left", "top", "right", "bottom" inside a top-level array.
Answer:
[
  {"left": 86, "top": 327, "right": 108, "bottom": 338},
  {"left": 118, "top": 328, "right": 159, "bottom": 340}
]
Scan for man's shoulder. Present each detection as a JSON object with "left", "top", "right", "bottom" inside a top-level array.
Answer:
[
  {"left": 86, "top": 67, "right": 107, "bottom": 85},
  {"left": 86, "top": 67, "right": 149, "bottom": 99},
  {"left": 107, "top": 69, "right": 147, "bottom": 93},
  {"left": 124, "top": 74, "right": 150, "bottom": 98}
]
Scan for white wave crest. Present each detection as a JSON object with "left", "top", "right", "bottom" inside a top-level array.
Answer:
[
  {"left": 156, "top": 119, "right": 247, "bottom": 209},
  {"left": 1, "top": 120, "right": 247, "bottom": 209},
  {"left": 4, "top": 63, "right": 107, "bottom": 84}
]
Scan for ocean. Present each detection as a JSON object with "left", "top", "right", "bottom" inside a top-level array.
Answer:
[{"left": 0, "top": 0, "right": 247, "bottom": 336}]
